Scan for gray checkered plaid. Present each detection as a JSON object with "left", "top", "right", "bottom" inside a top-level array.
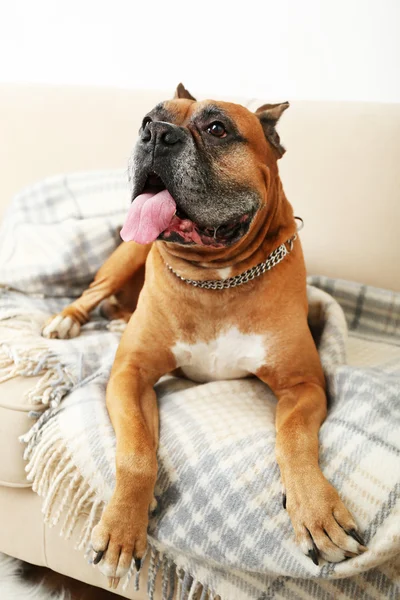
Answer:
[{"left": 0, "top": 171, "right": 399, "bottom": 599}]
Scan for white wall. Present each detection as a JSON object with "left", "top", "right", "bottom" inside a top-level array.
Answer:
[{"left": 0, "top": 0, "right": 399, "bottom": 103}]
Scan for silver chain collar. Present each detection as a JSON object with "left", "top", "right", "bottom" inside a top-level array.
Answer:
[{"left": 166, "top": 218, "right": 303, "bottom": 290}]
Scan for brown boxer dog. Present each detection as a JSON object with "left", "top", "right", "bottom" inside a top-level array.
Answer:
[{"left": 42, "top": 84, "right": 366, "bottom": 587}]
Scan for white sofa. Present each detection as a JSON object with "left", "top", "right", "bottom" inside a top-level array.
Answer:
[{"left": 0, "top": 84, "right": 399, "bottom": 598}]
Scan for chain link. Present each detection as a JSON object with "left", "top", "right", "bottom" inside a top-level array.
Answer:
[{"left": 166, "top": 234, "right": 297, "bottom": 290}]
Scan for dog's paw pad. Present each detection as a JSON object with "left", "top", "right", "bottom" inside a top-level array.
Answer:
[{"left": 42, "top": 315, "right": 81, "bottom": 339}]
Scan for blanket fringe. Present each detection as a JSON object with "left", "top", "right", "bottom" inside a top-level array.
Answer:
[
  {"left": 124, "top": 547, "right": 214, "bottom": 600},
  {"left": 13, "top": 326, "right": 219, "bottom": 600},
  {"left": 0, "top": 313, "right": 76, "bottom": 406},
  {"left": 22, "top": 411, "right": 217, "bottom": 599},
  {"left": 23, "top": 415, "right": 101, "bottom": 545}
]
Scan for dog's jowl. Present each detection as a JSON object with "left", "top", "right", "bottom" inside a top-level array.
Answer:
[{"left": 42, "top": 83, "right": 366, "bottom": 587}]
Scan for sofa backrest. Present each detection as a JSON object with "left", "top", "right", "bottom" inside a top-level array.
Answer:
[{"left": 1, "top": 84, "right": 399, "bottom": 290}]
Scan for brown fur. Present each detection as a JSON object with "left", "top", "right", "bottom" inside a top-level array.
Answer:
[{"left": 43, "top": 87, "right": 365, "bottom": 586}]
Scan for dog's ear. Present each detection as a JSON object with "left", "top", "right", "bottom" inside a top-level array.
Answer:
[
  {"left": 255, "top": 102, "right": 289, "bottom": 158},
  {"left": 174, "top": 83, "right": 196, "bottom": 101}
]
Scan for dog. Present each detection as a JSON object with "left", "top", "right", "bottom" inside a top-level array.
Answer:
[{"left": 42, "top": 83, "right": 366, "bottom": 588}]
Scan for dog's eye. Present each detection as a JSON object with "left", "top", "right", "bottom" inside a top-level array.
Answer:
[{"left": 206, "top": 122, "right": 227, "bottom": 138}]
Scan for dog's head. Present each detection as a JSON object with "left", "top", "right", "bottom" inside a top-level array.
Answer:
[{"left": 121, "top": 84, "right": 289, "bottom": 248}]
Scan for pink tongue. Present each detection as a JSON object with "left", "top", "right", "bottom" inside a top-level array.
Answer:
[{"left": 120, "top": 190, "right": 176, "bottom": 244}]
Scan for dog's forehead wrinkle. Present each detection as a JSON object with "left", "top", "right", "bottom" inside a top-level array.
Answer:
[
  {"left": 182, "top": 100, "right": 196, "bottom": 124},
  {"left": 193, "top": 104, "right": 227, "bottom": 121}
]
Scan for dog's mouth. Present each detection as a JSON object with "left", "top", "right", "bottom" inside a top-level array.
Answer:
[
  {"left": 142, "top": 172, "right": 167, "bottom": 194},
  {"left": 121, "top": 172, "right": 253, "bottom": 247}
]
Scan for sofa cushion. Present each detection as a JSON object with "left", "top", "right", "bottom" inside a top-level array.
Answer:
[{"left": 0, "top": 376, "right": 43, "bottom": 486}]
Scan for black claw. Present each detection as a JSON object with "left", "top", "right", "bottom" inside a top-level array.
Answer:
[
  {"left": 308, "top": 547, "right": 319, "bottom": 566},
  {"left": 282, "top": 494, "right": 287, "bottom": 509},
  {"left": 135, "top": 558, "right": 141, "bottom": 572},
  {"left": 93, "top": 550, "right": 104, "bottom": 565},
  {"left": 305, "top": 528, "right": 319, "bottom": 566},
  {"left": 347, "top": 529, "right": 366, "bottom": 546}
]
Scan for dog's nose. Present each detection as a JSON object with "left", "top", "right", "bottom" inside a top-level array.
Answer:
[{"left": 141, "top": 121, "right": 185, "bottom": 147}]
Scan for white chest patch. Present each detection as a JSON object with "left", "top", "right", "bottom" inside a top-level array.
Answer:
[{"left": 172, "top": 327, "right": 266, "bottom": 383}]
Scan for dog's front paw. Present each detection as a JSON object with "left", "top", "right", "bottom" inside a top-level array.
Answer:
[
  {"left": 91, "top": 500, "right": 149, "bottom": 589},
  {"left": 284, "top": 472, "right": 367, "bottom": 565},
  {"left": 42, "top": 314, "right": 81, "bottom": 339}
]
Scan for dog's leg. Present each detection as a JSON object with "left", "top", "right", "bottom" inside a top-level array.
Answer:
[
  {"left": 42, "top": 242, "right": 151, "bottom": 339},
  {"left": 274, "top": 382, "right": 366, "bottom": 563},
  {"left": 90, "top": 317, "right": 174, "bottom": 587},
  {"left": 258, "top": 358, "right": 366, "bottom": 564}
]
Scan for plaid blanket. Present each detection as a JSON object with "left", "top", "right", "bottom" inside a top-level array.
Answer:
[{"left": 0, "top": 171, "right": 399, "bottom": 600}]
